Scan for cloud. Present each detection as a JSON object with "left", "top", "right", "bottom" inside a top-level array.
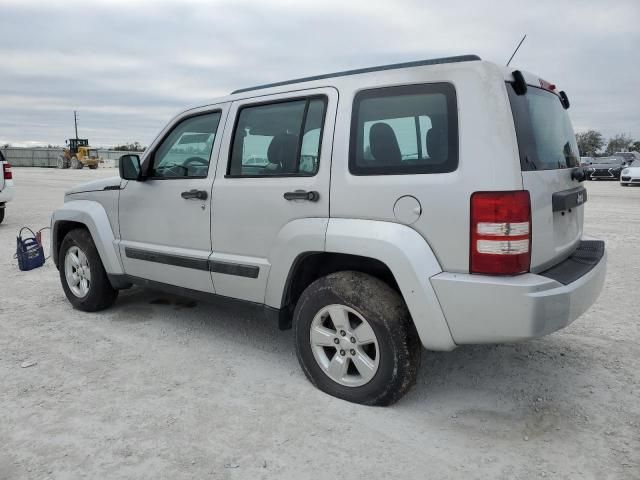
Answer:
[{"left": 0, "top": 0, "right": 638, "bottom": 147}]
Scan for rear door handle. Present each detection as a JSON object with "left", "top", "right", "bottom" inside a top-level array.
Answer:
[
  {"left": 283, "top": 190, "right": 320, "bottom": 202},
  {"left": 181, "top": 189, "right": 208, "bottom": 200}
]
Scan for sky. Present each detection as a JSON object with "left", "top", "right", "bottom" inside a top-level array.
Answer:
[{"left": 0, "top": 0, "right": 638, "bottom": 148}]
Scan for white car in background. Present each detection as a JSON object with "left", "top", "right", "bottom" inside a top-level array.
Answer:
[
  {"left": 0, "top": 150, "right": 14, "bottom": 224},
  {"left": 620, "top": 159, "right": 640, "bottom": 186}
]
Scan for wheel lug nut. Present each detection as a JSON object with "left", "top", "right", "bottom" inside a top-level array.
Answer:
[
  {"left": 340, "top": 330, "right": 346, "bottom": 337},
  {"left": 333, "top": 338, "right": 340, "bottom": 345},
  {"left": 350, "top": 349, "right": 356, "bottom": 356},
  {"left": 340, "top": 350, "right": 345, "bottom": 356},
  {"left": 350, "top": 337, "right": 356, "bottom": 343}
]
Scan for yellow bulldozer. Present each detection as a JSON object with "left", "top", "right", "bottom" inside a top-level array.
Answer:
[{"left": 57, "top": 138, "right": 101, "bottom": 169}]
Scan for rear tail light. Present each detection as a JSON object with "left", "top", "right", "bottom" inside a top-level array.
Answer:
[
  {"left": 3, "top": 163, "right": 12, "bottom": 180},
  {"left": 470, "top": 191, "right": 531, "bottom": 275}
]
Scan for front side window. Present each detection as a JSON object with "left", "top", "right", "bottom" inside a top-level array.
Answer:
[
  {"left": 151, "top": 112, "right": 221, "bottom": 178},
  {"left": 350, "top": 83, "right": 458, "bottom": 175},
  {"left": 228, "top": 97, "right": 327, "bottom": 177}
]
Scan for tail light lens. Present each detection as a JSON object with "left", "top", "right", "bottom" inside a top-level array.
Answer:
[
  {"left": 3, "top": 163, "right": 12, "bottom": 180},
  {"left": 470, "top": 191, "right": 531, "bottom": 275}
]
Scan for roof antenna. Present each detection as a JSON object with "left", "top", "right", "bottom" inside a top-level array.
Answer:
[{"left": 506, "top": 34, "right": 527, "bottom": 66}]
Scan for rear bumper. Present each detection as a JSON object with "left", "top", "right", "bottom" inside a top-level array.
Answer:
[
  {"left": 431, "top": 240, "right": 606, "bottom": 344},
  {"left": 0, "top": 186, "right": 14, "bottom": 203}
]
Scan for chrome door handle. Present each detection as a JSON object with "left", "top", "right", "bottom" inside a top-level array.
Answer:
[
  {"left": 283, "top": 190, "right": 319, "bottom": 202},
  {"left": 181, "top": 189, "right": 208, "bottom": 200}
]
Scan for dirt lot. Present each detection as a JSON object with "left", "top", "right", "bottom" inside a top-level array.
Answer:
[{"left": 1, "top": 168, "right": 638, "bottom": 480}]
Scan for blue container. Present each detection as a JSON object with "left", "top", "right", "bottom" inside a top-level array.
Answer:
[{"left": 16, "top": 227, "right": 45, "bottom": 271}]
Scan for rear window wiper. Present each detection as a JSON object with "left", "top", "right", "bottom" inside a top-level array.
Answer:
[{"left": 524, "top": 155, "right": 537, "bottom": 170}]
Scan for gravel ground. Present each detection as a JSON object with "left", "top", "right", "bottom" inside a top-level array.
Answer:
[{"left": 1, "top": 168, "right": 638, "bottom": 480}]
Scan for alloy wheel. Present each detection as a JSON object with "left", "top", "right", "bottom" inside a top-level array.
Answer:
[{"left": 309, "top": 304, "right": 380, "bottom": 387}]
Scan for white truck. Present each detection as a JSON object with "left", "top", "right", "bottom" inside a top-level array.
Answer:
[
  {"left": 0, "top": 150, "right": 14, "bottom": 224},
  {"left": 51, "top": 55, "right": 606, "bottom": 405}
]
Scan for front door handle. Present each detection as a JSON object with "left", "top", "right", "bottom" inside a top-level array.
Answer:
[
  {"left": 283, "top": 190, "right": 320, "bottom": 202},
  {"left": 181, "top": 189, "right": 208, "bottom": 200}
]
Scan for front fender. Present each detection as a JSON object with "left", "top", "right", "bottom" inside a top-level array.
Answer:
[
  {"left": 51, "top": 200, "right": 124, "bottom": 275},
  {"left": 325, "top": 219, "right": 455, "bottom": 351}
]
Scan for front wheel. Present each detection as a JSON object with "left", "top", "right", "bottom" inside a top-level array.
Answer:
[
  {"left": 294, "top": 271, "right": 421, "bottom": 406},
  {"left": 70, "top": 157, "right": 82, "bottom": 169},
  {"left": 59, "top": 228, "right": 118, "bottom": 311}
]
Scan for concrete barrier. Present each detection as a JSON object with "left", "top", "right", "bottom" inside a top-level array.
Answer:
[{"left": 1, "top": 148, "right": 144, "bottom": 168}]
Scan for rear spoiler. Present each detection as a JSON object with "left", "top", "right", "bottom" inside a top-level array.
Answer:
[{"left": 511, "top": 70, "right": 570, "bottom": 109}]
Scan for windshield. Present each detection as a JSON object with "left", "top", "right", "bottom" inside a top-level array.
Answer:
[
  {"left": 631, "top": 159, "right": 640, "bottom": 167},
  {"left": 508, "top": 84, "right": 580, "bottom": 171}
]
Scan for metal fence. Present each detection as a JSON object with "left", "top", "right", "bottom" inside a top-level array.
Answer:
[{"left": 1, "top": 147, "right": 143, "bottom": 168}]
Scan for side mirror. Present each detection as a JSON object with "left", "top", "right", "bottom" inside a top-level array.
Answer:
[{"left": 119, "top": 154, "right": 142, "bottom": 180}]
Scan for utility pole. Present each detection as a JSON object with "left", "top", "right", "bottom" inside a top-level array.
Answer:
[{"left": 74, "top": 111, "right": 79, "bottom": 139}]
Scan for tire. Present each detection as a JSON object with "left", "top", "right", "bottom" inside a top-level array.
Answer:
[
  {"left": 71, "top": 157, "right": 82, "bottom": 169},
  {"left": 88, "top": 164, "right": 98, "bottom": 170},
  {"left": 59, "top": 228, "right": 118, "bottom": 311},
  {"left": 57, "top": 156, "right": 69, "bottom": 169},
  {"left": 294, "top": 271, "right": 421, "bottom": 406}
]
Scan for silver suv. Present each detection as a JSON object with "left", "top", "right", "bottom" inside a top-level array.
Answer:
[{"left": 51, "top": 55, "right": 606, "bottom": 405}]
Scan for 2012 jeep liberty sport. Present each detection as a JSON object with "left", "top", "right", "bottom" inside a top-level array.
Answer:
[{"left": 51, "top": 55, "right": 606, "bottom": 405}]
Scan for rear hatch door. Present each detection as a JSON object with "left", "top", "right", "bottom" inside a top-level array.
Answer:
[{"left": 507, "top": 81, "right": 584, "bottom": 272}]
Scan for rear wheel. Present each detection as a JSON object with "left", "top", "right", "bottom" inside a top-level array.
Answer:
[
  {"left": 294, "top": 271, "right": 421, "bottom": 406},
  {"left": 59, "top": 228, "right": 118, "bottom": 311},
  {"left": 57, "top": 156, "right": 69, "bottom": 169},
  {"left": 71, "top": 157, "right": 82, "bottom": 169}
]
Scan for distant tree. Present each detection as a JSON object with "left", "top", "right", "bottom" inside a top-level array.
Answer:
[
  {"left": 575, "top": 130, "right": 604, "bottom": 157},
  {"left": 2, "top": 143, "right": 10, "bottom": 148},
  {"left": 113, "top": 141, "right": 146, "bottom": 152},
  {"left": 631, "top": 141, "right": 640, "bottom": 153},
  {"left": 605, "top": 133, "right": 634, "bottom": 155}
]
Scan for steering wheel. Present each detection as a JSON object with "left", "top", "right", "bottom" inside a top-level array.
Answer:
[{"left": 183, "top": 156, "right": 208, "bottom": 167}]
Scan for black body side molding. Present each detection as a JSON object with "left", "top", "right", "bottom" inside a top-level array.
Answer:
[{"left": 124, "top": 247, "right": 260, "bottom": 278}]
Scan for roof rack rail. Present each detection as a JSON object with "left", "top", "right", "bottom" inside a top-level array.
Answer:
[{"left": 231, "top": 54, "right": 481, "bottom": 94}]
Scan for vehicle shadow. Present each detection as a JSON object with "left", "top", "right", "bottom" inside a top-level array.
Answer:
[{"left": 110, "top": 286, "right": 596, "bottom": 414}]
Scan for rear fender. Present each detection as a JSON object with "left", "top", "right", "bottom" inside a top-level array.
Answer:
[{"left": 325, "top": 218, "right": 455, "bottom": 351}]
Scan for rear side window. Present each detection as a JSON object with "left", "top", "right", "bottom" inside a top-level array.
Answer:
[
  {"left": 350, "top": 83, "right": 458, "bottom": 175},
  {"left": 228, "top": 97, "right": 327, "bottom": 177},
  {"left": 508, "top": 84, "right": 579, "bottom": 171}
]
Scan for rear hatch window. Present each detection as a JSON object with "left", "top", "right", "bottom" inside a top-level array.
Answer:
[{"left": 508, "top": 85, "right": 580, "bottom": 171}]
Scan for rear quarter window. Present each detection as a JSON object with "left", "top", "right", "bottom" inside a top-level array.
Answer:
[{"left": 349, "top": 83, "right": 458, "bottom": 175}]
